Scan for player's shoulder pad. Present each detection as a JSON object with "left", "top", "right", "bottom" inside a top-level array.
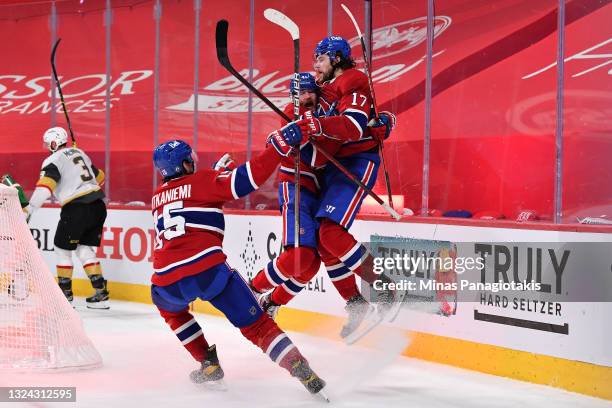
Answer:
[
  {"left": 41, "top": 151, "right": 61, "bottom": 169},
  {"left": 336, "top": 68, "right": 369, "bottom": 93}
]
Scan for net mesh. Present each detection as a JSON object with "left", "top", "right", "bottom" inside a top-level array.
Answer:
[{"left": 0, "top": 185, "right": 102, "bottom": 370}]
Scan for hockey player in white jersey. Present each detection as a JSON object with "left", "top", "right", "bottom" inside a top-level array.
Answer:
[{"left": 26, "top": 127, "right": 110, "bottom": 309}]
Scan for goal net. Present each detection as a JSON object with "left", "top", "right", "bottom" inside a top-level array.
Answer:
[{"left": 0, "top": 184, "right": 102, "bottom": 370}]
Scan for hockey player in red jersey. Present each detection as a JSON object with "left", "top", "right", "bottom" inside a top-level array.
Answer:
[
  {"left": 150, "top": 134, "right": 327, "bottom": 398},
  {"left": 249, "top": 68, "right": 397, "bottom": 340},
  {"left": 296, "top": 36, "right": 399, "bottom": 336},
  {"left": 248, "top": 73, "right": 330, "bottom": 319}
]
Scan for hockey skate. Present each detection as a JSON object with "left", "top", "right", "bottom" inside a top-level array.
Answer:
[
  {"left": 343, "top": 276, "right": 408, "bottom": 345},
  {"left": 58, "top": 277, "right": 74, "bottom": 304},
  {"left": 86, "top": 276, "right": 110, "bottom": 309},
  {"left": 340, "top": 293, "right": 374, "bottom": 339},
  {"left": 290, "top": 358, "right": 329, "bottom": 402},
  {"left": 375, "top": 275, "right": 408, "bottom": 323},
  {"left": 259, "top": 292, "right": 280, "bottom": 320},
  {"left": 190, "top": 345, "right": 227, "bottom": 390}
]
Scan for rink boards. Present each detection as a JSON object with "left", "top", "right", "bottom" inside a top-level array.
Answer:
[{"left": 29, "top": 207, "right": 612, "bottom": 399}]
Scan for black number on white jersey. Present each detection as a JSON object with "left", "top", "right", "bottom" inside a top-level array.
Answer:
[{"left": 73, "top": 156, "right": 94, "bottom": 182}]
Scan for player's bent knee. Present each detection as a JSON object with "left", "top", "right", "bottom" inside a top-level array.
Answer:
[
  {"left": 293, "top": 249, "right": 322, "bottom": 283},
  {"left": 277, "top": 247, "right": 319, "bottom": 281},
  {"left": 318, "top": 219, "right": 352, "bottom": 251}
]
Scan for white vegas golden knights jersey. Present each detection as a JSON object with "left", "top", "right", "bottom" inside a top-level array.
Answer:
[{"left": 37, "top": 147, "right": 104, "bottom": 206}]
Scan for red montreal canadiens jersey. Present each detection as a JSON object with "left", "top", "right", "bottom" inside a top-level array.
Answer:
[
  {"left": 151, "top": 147, "right": 280, "bottom": 286},
  {"left": 318, "top": 68, "right": 379, "bottom": 157},
  {"left": 278, "top": 103, "right": 342, "bottom": 194}
]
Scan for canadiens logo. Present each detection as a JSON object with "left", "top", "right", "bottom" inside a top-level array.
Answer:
[
  {"left": 239, "top": 222, "right": 261, "bottom": 279},
  {"left": 349, "top": 16, "right": 452, "bottom": 61},
  {"left": 507, "top": 90, "right": 612, "bottom": 136}
]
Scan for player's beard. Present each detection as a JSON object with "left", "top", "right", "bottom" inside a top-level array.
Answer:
[
  {"left": 302, "top": 98, "right": 316, "bottom": 110},
  {"left": 315, "top": 66, "right": 334, "bottom": 83}
]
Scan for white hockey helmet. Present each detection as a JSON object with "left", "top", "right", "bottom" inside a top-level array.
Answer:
[{"left": 43, "top": 127, "right": 68, "bottom": 152}]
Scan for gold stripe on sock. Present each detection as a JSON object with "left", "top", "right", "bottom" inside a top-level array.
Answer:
[
  {"left": 84, "top": 262, "right": 102, "bottom": 276},
  {"left": 56, "top": 266, "right": 74, "bottom": 279}
]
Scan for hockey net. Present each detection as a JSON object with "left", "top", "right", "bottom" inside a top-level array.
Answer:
[{"left": 0, "top": 185, "right": 102, "bottom": 370}]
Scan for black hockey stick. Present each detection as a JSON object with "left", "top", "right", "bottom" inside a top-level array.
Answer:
[
  {"left": 263, "top": 9, "right": 301, "bottom": 249},
  {"left": 341, "top": 4, "right": 395, "bottom": 212},
  {"left": 215, "top": 20, "right": 400, "bottom": 220},
  {"left": 50, "top": 38, "right": 76, "bottom": 147}
]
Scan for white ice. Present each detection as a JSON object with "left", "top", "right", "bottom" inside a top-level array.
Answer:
[{"left": 1, "top": 300, "right": 610, "bottom": 408}]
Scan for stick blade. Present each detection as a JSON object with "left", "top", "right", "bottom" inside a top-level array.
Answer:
[
  {"left": 263, "top": 8, "right": 299, "bottom": 40},
  {"left": 340, "top": 3, "right": 363, "bottom": 38},
  {"left": 382, "top": 203, "right": 401, "bottom": 221},
  {"left": 215, "top": 20, "right": 229, "bottom": 63},
  {"left": 51, "top": 38, "right": 61, "bottom": 63}
]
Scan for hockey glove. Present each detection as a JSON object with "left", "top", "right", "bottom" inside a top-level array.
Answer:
[
  {"left": 370, "top": 111, "right": 397, "bottom": 143},
  {"left": 1, "top": 174, "right": 29, "bottom": 208},
  {"left": 267, "top": 128, "right": 299, "bottom": 158},
  {"left": 295, "top": 110, "right": 322, "bottom": 137},
  {"left": 212, "top": 153, "right": 236, "bottom": 172}
]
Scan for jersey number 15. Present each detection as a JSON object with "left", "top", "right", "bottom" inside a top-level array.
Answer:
[{"left": 153, "top": 201, "right": 186, "bottom": 249}]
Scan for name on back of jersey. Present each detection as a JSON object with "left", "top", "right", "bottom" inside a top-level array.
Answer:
[{"left": 152, "top": 184, "right": 192, "bottom": 209}]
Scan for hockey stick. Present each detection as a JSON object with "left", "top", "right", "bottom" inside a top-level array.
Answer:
[
  {"left": 263, "top": 8, "right": 301, "bottom": 250},
  {"left": 50, "top": 38, "right": 76, "bottom": 147},
  {"left": 340, "top": 4, "right": 394, "bottom": 212},
  {"left": 215, "top": 20, "right": 400, "bottom": 220}
]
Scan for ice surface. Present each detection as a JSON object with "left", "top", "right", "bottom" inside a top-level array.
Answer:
[{"left": 1, "top": 300, "right": 609, "bottom": 408}]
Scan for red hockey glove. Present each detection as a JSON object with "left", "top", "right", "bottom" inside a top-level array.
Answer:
[
  {"left": 295, "top": 110, "right": 322, "bottom": 137},
  {"left": 369, "top": 111, "right": 397, "bottom": 143},
  {"left": 267, "top": 122, "right": 303, "bottom": 157}
]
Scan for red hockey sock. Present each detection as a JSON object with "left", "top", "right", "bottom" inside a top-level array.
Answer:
[
  {"left": 158, "top": 307, "right": 209, "bottom": 362},
  {"left": 270, "top": 250, "right": 320, "bottom": 305},
  {"left": 329, "top": 270, "right": 359, "bottom": 301},
  {"left": 252, "top": 247, "right": 318, "bottom": 293},
  {"left": 318, "top": 219, "right": 378, "bottom": 284},
  {"left": 318, "top": 244, "right": 359, "bottom": 301},
  {"left": 251, "top": 266, "right": 277, "bottom": 293},
  {"left": 240, "top": 314, "right": 304, "bottom": 373}
]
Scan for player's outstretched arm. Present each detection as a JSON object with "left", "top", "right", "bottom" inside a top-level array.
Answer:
[{"left": 209, "top": 143, "right": 284, "bottom": 202}]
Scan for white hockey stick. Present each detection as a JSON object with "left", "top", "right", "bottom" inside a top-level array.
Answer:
[
  {"left": 264, "top": 8, "right": 302, "bottom": 250},
  {"left": 341, "top": 3, "right": 395, "bottom": 214},
  {"left": 263, "top": 8, "right": 299, "bottom": 40}
]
